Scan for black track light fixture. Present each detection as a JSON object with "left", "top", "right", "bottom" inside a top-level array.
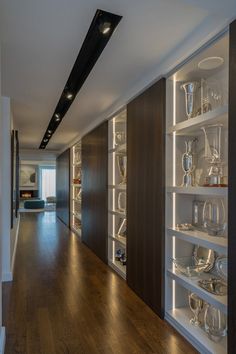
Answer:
[{"left": 39, "top": 9, "right": 122, "bottom": 149}]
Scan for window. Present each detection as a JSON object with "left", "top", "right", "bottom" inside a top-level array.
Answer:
[{"left": 40, "top": 167, "right": 56, "bottom": 201}]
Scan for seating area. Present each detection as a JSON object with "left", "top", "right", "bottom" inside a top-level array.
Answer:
[
  {"left": 19, "top": 196, "right": 56, "bottom": 212},
  {"left": 24, "top": 199, "right": 45, "bottom": 210}
]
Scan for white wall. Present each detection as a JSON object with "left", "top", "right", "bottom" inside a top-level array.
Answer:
[
  {"left": 0, "top": 98, "right": 20, "bottom": 285},
  {"left": 0, "top": 46, "right": 6, "bottom": 352}
]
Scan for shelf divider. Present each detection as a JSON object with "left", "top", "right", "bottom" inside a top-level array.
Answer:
[
  {"left": 167, "top": 269, "right": 227, "bottom": 314},
  {"left": 167, "top": 186, "right": 228, "bottom": 196},
  {"left": 167, "top": 228, "right": 227, "bottom": 254},
  {"left": 167, "top": 105, "right": 228, "bottom": 135}
]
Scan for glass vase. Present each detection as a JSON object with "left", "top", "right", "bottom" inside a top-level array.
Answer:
[
  {"left": 204, "top": 304, "right": 227, "bottom": 342},
  {"left": 203, "top": 198, "right": 226, "bottom": 236}
]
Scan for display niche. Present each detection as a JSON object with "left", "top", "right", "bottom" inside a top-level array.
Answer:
[
  {"left": 70, "top": 141, "right": 82, "bottom": 237},
  {"left": 165, "top": 33, "right": 228, "bottom": 354},
  {"left": 108, "top": 109, "right": 127, "bottom": 279}
]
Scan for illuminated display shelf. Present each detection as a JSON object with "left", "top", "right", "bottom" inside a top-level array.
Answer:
[
  {"left": 108, "top": 234, "right": 126, "bottom": 247},
  {"left": 108, "top": 209, "right": 126, "bottom": 218},
  {"left": 70, "top": 141, "right": 82, "bottom": 238},
  {"left": 73, "top": 198, "right": 81, "bottom": 203},
  {"left": 167, "top": 228, "right": 227, "bottom": 254},
  {"left": 108, "top": 259, "right": 126, "bottom": 279},
  {"left": 108, "top": 143, "right": 126, "bottom": 154},
  {"left": 167, "top": 186, "right": 227, "bottom": 196},
  {"left": 165, "top": 33, "right": 229, "bottom": 354},
  {"left": 167, "top": 105, "right": 228, "bottom": 135},
  {"left": 108, "top": 109, "right": 127, "bottom": 278},
  {"left": 166, "top": 308, "right": 227, "bottom": 354},
  {"left": 108, "top": 184, "right": 126, "bottom": 190},
  {"left": 72, "top": 211, "right": 81, "bottom": 220},
  {"left": 167, "top": 269, "right": 227, "bottom": 314}
]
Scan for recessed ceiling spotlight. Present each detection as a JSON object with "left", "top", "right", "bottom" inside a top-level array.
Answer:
[
  {"left": 66, "top": 92, "right": 73, "bottom": 100},
  {"left": 55, "top": 114, "right": 61, "bottom": 121},
  {"left": 99, "top": 22, "right": 111, "bottom": 34},
  {"left": 198, "top": 56, "right": 224, "bottom": 70},
  {"left": 39, "top": 9, "right": 122, "bottom": 149}
]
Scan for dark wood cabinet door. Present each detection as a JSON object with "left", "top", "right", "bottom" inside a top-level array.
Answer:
[
  {"left": 56, "top": 149, "right": 70, "bottom": 227},
  {"left": 228, "top": 19, "right": 236, "bottom": 353},
  {"left": 127, "top": 78, "right": 166, "bottom": 318},
  {"left": 82, "top": 121, "right": 108, "bottom": 264}
]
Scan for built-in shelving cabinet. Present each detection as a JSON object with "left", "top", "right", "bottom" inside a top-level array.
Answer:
[
  {"left": 108, "top": 110, "right": 127, "bottom": 279},
  {"left": 70, "top": 141, "right": 82, "bottom": 237},
  {"left": 165, "top": 33, "right": 229, "bottom": 354}
]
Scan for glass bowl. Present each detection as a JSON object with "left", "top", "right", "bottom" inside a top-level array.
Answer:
[{"left": 172, "top": 256, "right": 211, "bottom": 277}]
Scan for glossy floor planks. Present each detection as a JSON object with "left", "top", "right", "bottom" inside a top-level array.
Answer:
[{"left": 3, "top": 212, "right": 197, "bottom": 354}]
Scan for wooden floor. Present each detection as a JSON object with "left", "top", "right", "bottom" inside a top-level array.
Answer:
[{"left": 3, "top": 212, "right": 197, "bottom": 354}]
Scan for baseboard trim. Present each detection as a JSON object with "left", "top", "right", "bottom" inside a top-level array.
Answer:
[
  {"left": 2, "top": 272, "right": 13, "bottom": 282},
  {"left": 0, "top": 327, "right": 6, "bottom": 354},
  {"left": 11, "top": 215, "right": 20, "bottom": 276},
  {"left": 2, "top": 215, "right": 20, "bottom": 283}
]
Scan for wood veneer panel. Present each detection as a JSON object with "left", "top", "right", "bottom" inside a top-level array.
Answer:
[
  {"left": 56, "top": 149, "right": 70, "bottom": 227},
  {"left": 127, "top": 78, "right": 166, "bottom": 318},
  {"left": 228, "top": 19, "right": 236, "bottom": 353},
  {"left": 82, "top": 121, "right": 108, "bottom": 263}
]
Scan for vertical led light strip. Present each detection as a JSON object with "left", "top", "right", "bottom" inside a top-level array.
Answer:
[
  {"left": 172, "top": 75, "right": 176, "bottom": 309},
  {"left": 112, "top": 118, "right": 116, "bottom": 260}
]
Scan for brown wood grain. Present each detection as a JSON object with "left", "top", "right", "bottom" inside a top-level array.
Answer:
[
  {"left": 3, "top": 212, "right": 197, "bottom": 354},
  {"left": 56, "top": 148, "right": 70, "bottom": 227},
  {"left": 82, "top": 121, "right": 108, "bottom": 264},
  {"left": 127, "top": 78, "right": 166, "bottom": 318}
]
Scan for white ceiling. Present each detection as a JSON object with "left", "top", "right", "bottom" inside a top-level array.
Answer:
[{"left": 0, "top": 0, "right": 235, "bottom": 152}]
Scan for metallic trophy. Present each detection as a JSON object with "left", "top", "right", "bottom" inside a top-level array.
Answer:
[
  {"left": 117, "top": 154, "right": 127, "bottom": 185},
  {"left": 181, "top": 81, "right": 200, "bottom": 119},
  {"left": 189, "top": 293, "right": 204, "bottom": 327},
  {"left": 118, "top": 191, "right": 126, "bottom": 213},
  {"left": 117, "top": 218, "right": 126, "bottom": 238},
  {"left": 182, "top": 139, "right": 197, "bottom": 187}
]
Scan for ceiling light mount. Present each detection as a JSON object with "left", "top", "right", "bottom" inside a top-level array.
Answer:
[
  {"left": 66, "top": 92, "right": 73, "bottom": 100},
  {"left": 198, "top": 56, "right": 224, "bottom": 70},
  {"left": 39, "top": 9, "right": 122, "bottom": 149},
  {"left": 99, "top": 21, "right": 112, "bottom": 34}
]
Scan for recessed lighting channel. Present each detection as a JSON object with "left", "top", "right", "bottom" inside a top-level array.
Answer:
[{"left": 39, "top": 9, "right": 122, "bottom": 149}]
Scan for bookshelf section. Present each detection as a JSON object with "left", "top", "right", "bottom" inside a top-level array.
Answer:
[
  {"left": 108, "top": 110, "right": 127, "bottom": 279},
  {"left": 165, "top": 33, "right": 229, "bottom": 353},
  {"left": 70, "top": 141, "right": 82, "bottom": 237}
]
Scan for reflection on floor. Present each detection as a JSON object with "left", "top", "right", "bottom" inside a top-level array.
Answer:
[{"left": 3, "top": 212, "right": 197, "bottom": 354}]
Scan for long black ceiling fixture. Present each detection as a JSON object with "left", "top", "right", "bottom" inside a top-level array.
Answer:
[{"left": 39, "top": 9, "right": 122, "bottom": 149}]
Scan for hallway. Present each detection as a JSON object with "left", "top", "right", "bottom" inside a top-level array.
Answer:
[{"left": 3, "top": 212, "right": 196, "bottom": 354}]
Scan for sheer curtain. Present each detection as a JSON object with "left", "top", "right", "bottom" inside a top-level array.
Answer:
[{"left": 41, "top": 168, "right": 56, "bottom": 201}]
